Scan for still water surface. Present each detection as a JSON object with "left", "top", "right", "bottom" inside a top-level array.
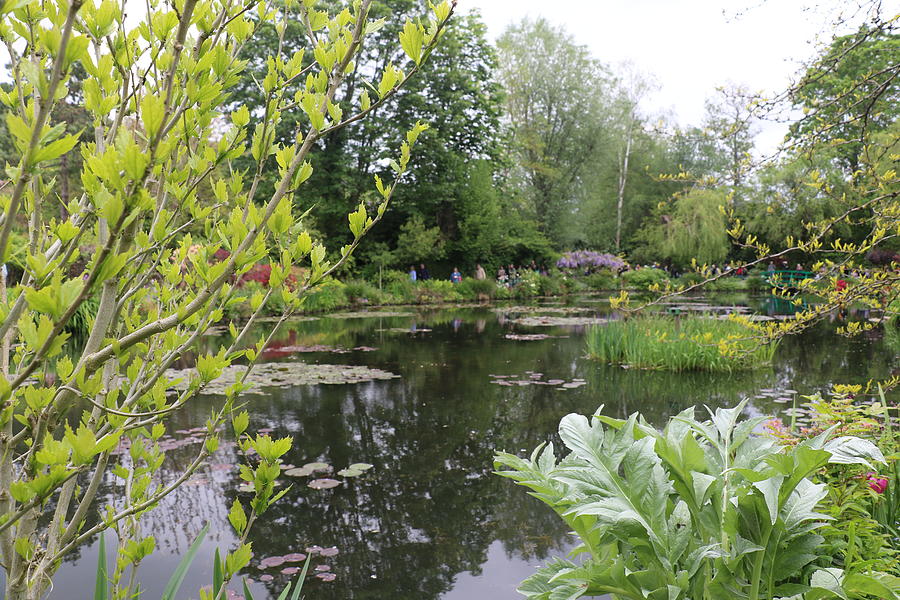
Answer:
[{"left": 48, "top": 295, "right": 898, "bottom": 599}]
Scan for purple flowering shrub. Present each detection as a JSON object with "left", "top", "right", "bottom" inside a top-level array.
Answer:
[{"left": 556, "top": 250, "right": 626, "bottom": 272}]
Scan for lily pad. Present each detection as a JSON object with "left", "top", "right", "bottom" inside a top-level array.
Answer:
[
  {"left": 510, "top": 316, "right": 608, "bottom": 327},
  {"left": 284, "top": 553, "right": 307, "bottom": 562},
  {"left": 281, "top": 567, "right": 300, "bottom": 575},
  {"left": 316, "top": 573, "right": 336, "bottom": 582},
  {"left": 492, "top": 306, "right": 593, "bottom": 315},
  {"left": 348, "top": 463, "right": 373, "bottom": 471},
  {"left": 266, "top": 344, "right": 378, "bottom": 355},
  {"left": 327, "top": 311, "right": 415, "bottom": 319},
  {"left": 337, "top": 468, "right": 363, "bottom": 477},
  {"left": 319, "top": 547, "right": 339, "bottom": 557},
  {"left": 284, "top": 467, "right": 314, "bottom": 477},
  {"left": 504, "top": 334, "right": 569, "bottom": 341},
  {"left": 315, "top": 565, "right": 331, "bottom": 572},
  {"left": 308, "top": 478, "right": 341, "bottom": 490},
  {"left": 305, "top": 462, "right": 331, "bottom": 472},
  {"left": 165, "top": 362, "right": 400, "bottom": 395}
]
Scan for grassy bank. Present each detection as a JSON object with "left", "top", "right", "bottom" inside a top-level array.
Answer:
[
  {"left": 586, "top": 316, "right": 778, "bottom": 372},
  {"left": 222, "top": 268, "right": 775, "bottom": 320}
]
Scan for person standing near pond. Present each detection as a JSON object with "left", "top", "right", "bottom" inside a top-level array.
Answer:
[
  {"left": 451, "top": 267, "right": 462, "bottom": 283},
  {"left": 418, "top": 263, "right": 430, "bottom": 281},
  {"left": 474, "top": 263, "right": 486, "bottom": 280},
  {"left": 409, "top": 266, "right": 417, "bottom": 282}
]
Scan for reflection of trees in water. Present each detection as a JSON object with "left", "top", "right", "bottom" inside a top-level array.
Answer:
[{"left": 59, "top": 432, "right": 240, "bottom": 566}]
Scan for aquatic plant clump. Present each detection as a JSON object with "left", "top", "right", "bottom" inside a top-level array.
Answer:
[{"left": 586, "top": 316, "right": 778, "bottom": 372}]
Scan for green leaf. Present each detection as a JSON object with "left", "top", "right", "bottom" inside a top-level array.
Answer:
[
  {"left": 809, "top": 568, "right": 849, "bottom": 600},
  {"left": 290, "top": 555, "right": 312, "bottom": 600},
  {"left": 94, "top": 532, "right": 108, "bottom": 600},
  {"left": 161, "top": 523, "right": 209, "bottom": 600},
  {"left": 213, "top": 548, "right": 224, "bottom": 594},
  {"left": 752, "top": 474, "right": 784, "bottom": 525},
  {"left": 227, "top": 499, "right": 247, "bottom": 535},
  {"left": 141, "top": 94, "right": 165, "bottom": 139},
  {"left": 33, "top": 132, "right": 80, "bottom": 164},
  {"left": 823, "top": 436, "right": 886, "bottom": 468}
]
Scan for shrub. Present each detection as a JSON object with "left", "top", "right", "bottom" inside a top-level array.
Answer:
[
  {"left": 344, "top": 279, "right": 385, "bottom": 304},
  {"left": 675, "top": 272, "right": 704, "bottom": 286},
  {"left": 586, "top": 316, "right": 778, "bottom": 372},
  {"left": 495, "top": 402, "right": 891, "bottom": 600},
  {"left": 621, "top": 267, "right": 669, "bottom": 290},
  {"left": 417, "top": 279, "right": 461, "bottom": 303},
  {"left": 765, "top": 389, "right": 900, "bottom": 567},
  {"left": 747, "top": 275, "right": 772, "bottom": 292},
  {"left": 584, "top": 269, "right": 618, "bottom": 290},
  {"left": 511, "top": 270, "right": 541, "bottom": 298},
  {"left": 301, "top": 279, "right": 348, "bottom": 313},
  {"left": 707, "top": 276, "right": 748, "bottom": 292},
  {"left": 457, "top": 277, "right": 497, "bottom": 300},
  {"left": 537, "top": 274, "right": 567, "bottom": 296}
]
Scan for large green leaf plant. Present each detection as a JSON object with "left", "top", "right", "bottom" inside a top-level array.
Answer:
[{"left": 495, "top": 401, "right": 900, "bottom": 600}]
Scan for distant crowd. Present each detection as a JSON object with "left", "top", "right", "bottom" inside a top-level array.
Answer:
[{"left": 408, "top": 261, "right": 551, "bottom": 287}]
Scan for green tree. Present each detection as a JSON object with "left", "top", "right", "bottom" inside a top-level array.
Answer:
[
  {"left": 635, "top": 187, "right": 730, "bottom": 268},
  {"left": 702, "top": 84, "right": 758, "bottom": 196},
  {"left": 789, "top": 25, "right": 899, "bottom": 174},
  {"left": 497, "top": 17, "right": 613, "bottom": 247},
  {"left": 229, "top": 3, "right": 505, "bottom": 263}
]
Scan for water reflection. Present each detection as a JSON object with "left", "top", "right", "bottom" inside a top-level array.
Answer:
[{"left": 47, "top": 297, "right": 897, "bottom": 599}]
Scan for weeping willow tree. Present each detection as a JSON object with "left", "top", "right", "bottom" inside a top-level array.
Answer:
[{"left": 634, "top": 188, "right": 730, "bottom": 268}]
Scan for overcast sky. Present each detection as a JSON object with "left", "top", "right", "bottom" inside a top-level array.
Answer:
[{"left": 455, "top": 0, "right": 894, "bottom": 151}]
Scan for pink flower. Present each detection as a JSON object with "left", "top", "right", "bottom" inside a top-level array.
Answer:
[{"left": 865, "top": 472, "right": 889, "bottom": 494}]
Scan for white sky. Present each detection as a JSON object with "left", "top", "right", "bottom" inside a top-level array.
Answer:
[{"left": 456, "top": 0, "right": 899, "bottom": 152}]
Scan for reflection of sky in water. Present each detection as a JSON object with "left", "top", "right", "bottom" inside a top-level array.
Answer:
[{"left": 41, "top": 296, "right": 897, "bottom": 600}]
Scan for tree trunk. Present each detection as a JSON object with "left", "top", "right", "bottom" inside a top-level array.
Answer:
[{"left": 615, "top": 120, "right": 634, "bottom": 252}]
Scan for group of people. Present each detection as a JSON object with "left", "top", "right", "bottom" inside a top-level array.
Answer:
[
  {"left": 408, "top": 263, "right": 469, "bottom": 284},
  {"left": 497, "top": 261, "right": 548, "bottom": 287},
  {"left": 407, "top": 261, "right": 548, "bottom": 286}
]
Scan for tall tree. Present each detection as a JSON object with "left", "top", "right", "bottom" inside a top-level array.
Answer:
[
  {"left": 497, "top": 18, "right": 613, "bottom": 247},
  {"left": 702, "top": 84, "right": 758, "bottom": 197},
  {"left": 611, "top": 67, "right": 655, "bottom": 251},
  {"left": 230, "top": 3, "right": 505, "bottom": 262},
  {"left": 789, "top": 24, "right": 899, "bottom": 174}
]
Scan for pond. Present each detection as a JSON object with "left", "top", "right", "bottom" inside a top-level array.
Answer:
[{"left": 47, "top": 295, "right": 898, "bottom": 599}]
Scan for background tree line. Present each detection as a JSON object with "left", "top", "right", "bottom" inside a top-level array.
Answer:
[{"left": 2, "top": 1, "right": 896, "bottom": 279}]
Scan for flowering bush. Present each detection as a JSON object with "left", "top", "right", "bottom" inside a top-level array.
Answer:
[
  {"left": 764, "top": 389, "right": 899, "bottom": 571},
  {"left": 556, "top": 250, "right": 626, "bottom": 272},
  {"left": 241, "top": 263, "right": 273, "bottom": 286}
]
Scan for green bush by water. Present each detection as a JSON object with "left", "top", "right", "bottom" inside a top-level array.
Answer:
[
  {"left": 620, "top": 267, "right": 669, "bottom": 290},
  {"left": 586, "top": 315, "right": 778, "bottom": 372}
]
